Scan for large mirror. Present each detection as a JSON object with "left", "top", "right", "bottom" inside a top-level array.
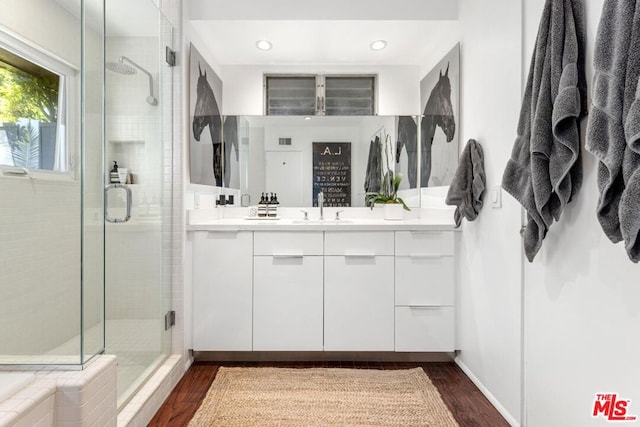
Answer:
[{"left": 224, "top": 115, "right": 458, "bottom": 208}]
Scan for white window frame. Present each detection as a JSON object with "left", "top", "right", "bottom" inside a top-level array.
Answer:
[{"left": 0, "top": 26, "right": 79, "bottom": 181}]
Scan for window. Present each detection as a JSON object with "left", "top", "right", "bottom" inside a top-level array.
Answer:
[
  {"left": 265, "top": 74, "right": 376, "bottom": 116},
  {"left": 324, "top": 76, "right": 375, "bottom": 116},
  {"left": 265, "top": 76, "right": 316, "bottom": 116},
  {"left": 0, "top": 33, "right": 73, "bottom": 174}
]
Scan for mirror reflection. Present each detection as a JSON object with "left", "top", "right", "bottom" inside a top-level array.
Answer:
[{"left": 222, "top": 115, "right": 458, "bottom": 208}]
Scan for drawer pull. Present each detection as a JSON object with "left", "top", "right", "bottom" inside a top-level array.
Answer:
[
  {"left": 344, "top": 253, "right": 376, "bottom": 258},
  {"left": 408, "top": 305, "right": 440, "bottom": 309},
  {"left": 408, "top": 254, "right": 443, "bottom": 259},
  {"left": 272, "top": 253, "right": 304, "bottom": 259}
]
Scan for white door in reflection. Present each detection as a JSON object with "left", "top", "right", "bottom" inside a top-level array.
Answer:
[{"left": 265, "top": 151, "right": 303, "bottom": 206}]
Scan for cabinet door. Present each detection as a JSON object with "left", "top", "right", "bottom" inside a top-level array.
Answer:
[
  {"left": 253, "top": 256, "right": 323, "bottom": 351},
  {"left": 324, "top": 256, "right": 394, "bottom": 351},
  {"left": 395, "top": 307, "right": 454, "bottom": 352},
  {"left": 192, "top": 231, "right": 253, "bottom": 351}
]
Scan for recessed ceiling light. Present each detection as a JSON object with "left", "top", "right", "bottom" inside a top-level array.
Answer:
[
  {"left": 370, "top": 40, "right": 387, "bottom": 51},
  {"left": 256, "top": 40, "right": 272, "bottom": 51},
  {"left": 304, "top": 116, "right": 312, "bottom": 121}
]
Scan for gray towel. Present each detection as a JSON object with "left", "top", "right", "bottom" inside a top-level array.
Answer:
[
  {"left": 618, "top": 3, "right": 640, "bottom": 261},
  {"left": 502, "top": 0, "right": 586, "bottom": 262},
  {"left": 445, "top": 139, "right": 486, "bottom": 227},
  {"left": 585, "top": 0, "right": 636, "bottom": 245}
]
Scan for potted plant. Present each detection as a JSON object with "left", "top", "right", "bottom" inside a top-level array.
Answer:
[{"left": 366, "top": 171, "right": 410, "bottom": 220}]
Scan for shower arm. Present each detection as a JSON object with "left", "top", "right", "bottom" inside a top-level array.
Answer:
[{"left": 120, "top": 56, "right": 155, "bottom": 99}]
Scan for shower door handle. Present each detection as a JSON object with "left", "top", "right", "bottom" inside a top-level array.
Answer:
[{"left": 105, "top": 184, "right": 132, "bottom": 223}]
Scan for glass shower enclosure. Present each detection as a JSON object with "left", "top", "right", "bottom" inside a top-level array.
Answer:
[
  {"left": 104, "top": 0, "right": 174, "bottom": 407},
  {"left": 0, "top": 0, "right": 173, "bottom": 410}
]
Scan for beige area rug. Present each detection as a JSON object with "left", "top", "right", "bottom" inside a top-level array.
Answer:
[{"left": 188, "top": 367, "right": 459, "bottom": 427}]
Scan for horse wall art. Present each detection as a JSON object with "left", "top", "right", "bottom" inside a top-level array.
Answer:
[
  {"left": 395, "top": 116, "right": 418, "bottom": 188},
  {"left": 189, "top": 44, "right": 223, "bottom": 186},
  {"left": 419, "top": 43, "right": 460, "bottom": 187}
]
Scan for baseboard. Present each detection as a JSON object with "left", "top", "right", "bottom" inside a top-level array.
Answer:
[
  {"left": 193, "top": 351, "right": 455, "bottom": 363},
  {"left": 454, "top": 358, "right": 520, "bottom": 427}
]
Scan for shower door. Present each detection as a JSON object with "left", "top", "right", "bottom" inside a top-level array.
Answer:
[{"left": 104, "top": 0, "right": 173, "bottom": 408}]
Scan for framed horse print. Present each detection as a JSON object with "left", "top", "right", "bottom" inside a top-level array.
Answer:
[
  {"left": 419, "top": 43, "right": 460, "bottom": 188},
  {"left": 189, "top": 43, "right": 223, "bottom": 186}
]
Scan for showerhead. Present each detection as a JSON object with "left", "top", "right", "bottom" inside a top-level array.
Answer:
[
  {"left": 106, "top": 56, "right": 158, "bottom": 106},
  {"left": 106, "top": 61, "right": 136, "bottom": 75}
]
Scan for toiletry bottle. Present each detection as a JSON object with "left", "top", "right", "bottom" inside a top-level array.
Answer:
[
  {"left": 271, "top": 193, "right": 280, "bottom": 218},
  {"left": 267, "top": 193, "right": 276, "bottom": 217},
  {"left": 258, "top": 193, "right": 267, "bottom": 217},
  {"left": 110, "top": 161, "right": 119, "bottom": 183}
]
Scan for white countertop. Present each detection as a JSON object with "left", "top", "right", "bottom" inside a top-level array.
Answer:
[{"left": 186, "top": 207, "right": 457, "bottom": 231}]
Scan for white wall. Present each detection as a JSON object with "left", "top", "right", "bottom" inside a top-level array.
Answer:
[
  {"left": 222, "top": 64, "right": 420, "bottom": 116},
  {"left": 0, "top": 0, "right": 81, "bottom": 67},
  {"left": 522, "top": 1, "right": 640, "bottom": 426},
  {"left": 455, "top": 0, "right": 523, "bottom": 425}
]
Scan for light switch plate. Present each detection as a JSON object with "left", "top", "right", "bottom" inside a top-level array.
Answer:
[{"left": 491, "top": 185, "right": 502, "bottom": 208}]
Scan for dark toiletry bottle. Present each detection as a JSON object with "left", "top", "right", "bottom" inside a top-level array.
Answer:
[
  {"left": 271, "top": 193, "right": 279, "bottom": 218},
  {"left": 258, "top": 193, "right": 267, "bottom": 217},
  {"left": 110, "top": 161, "right": 119, "bottom": 183},
  {"left": 268, "top": 193, "right": 278, "bottom": 217}
]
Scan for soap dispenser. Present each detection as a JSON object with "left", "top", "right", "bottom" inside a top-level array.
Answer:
[{"left": 109, "top": 161, "right": 119, "bottom": 183}]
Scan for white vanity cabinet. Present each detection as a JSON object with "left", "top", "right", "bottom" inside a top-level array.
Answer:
[
  {"left": 253, "top": 231, "right": 324, "bottom": 351},
  {"left": 191, "top": 231, "right": 253, "bottom": 351},
  {"left": 324, "top": 232, "right": 395, "bottom": 351},
  {"left": 394, "top": 231, "right": 455, "bottom": 351},
  {"left": 189, "top": 222, "right": 456, "bottom": 354}
]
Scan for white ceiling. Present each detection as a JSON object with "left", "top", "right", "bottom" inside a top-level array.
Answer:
[
  {"left": 188, "top": 0, "right": 460, "bottom": 66},
  {"left": 190, "top": 20, "right": 459, "bottom": 66},
  {"left": 189, "top": 0, "right": 458, "bottom": 21}
]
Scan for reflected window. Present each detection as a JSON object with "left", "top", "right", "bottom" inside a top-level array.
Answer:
[
  {"left": 265, "top": 74, "right": 376, "bottom": 116},
  {"left": 0, "top": 44, "right": 68, "bottom": 172}
]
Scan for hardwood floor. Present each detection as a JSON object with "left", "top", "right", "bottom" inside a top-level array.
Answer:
[{"left": 148, "top": 361, "right": 509, "bottom": 427}]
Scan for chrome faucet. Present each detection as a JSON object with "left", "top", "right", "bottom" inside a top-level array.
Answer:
[{"left": 318, "top": 191, "right": 324, "bottom": 220}]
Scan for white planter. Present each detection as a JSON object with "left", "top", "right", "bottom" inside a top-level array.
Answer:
[{"left": 384, "top": 204, "right": 404, "bottom": 220}]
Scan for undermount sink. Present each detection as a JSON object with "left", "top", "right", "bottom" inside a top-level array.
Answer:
[{"left": 291, "top": 219, "right": 354, "bottom": 224}]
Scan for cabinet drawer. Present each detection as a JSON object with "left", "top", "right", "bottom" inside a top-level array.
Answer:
[
  {"left": 395, "top": 306, "right": 454, "bottom": 352},
  {"left": 325, "top": 231, "right": 394, "bottom": 256},
  {"left": 395, "top": 256, "right": 454, "bottom": 306},
  {"left": 254, "top": 231, "right": 323, "bottom": 256},
  {"left": 395, "top": 231, "right": 453, "bottom": 256}
]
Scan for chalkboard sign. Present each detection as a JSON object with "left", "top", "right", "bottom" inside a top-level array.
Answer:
[{"left": 313, "top": 142, "right": 351, "bottom": 207}]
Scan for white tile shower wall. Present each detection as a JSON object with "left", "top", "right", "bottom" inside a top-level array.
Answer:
[
  {"left": 106, "top": 37, "right": 161, "bottom": 195},
  {"left": 105, "top": 224, "right": 162, "bottom": 320},
  {"left": 106, "top": 36, "right": 165, "bottom": 325},
  {"left": 0, "top": 179, "right": 81, "bottom": 358}
]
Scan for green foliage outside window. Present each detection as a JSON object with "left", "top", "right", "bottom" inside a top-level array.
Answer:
[{"left": 0, "top": 65, "right": 58, "bottom": 123}]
